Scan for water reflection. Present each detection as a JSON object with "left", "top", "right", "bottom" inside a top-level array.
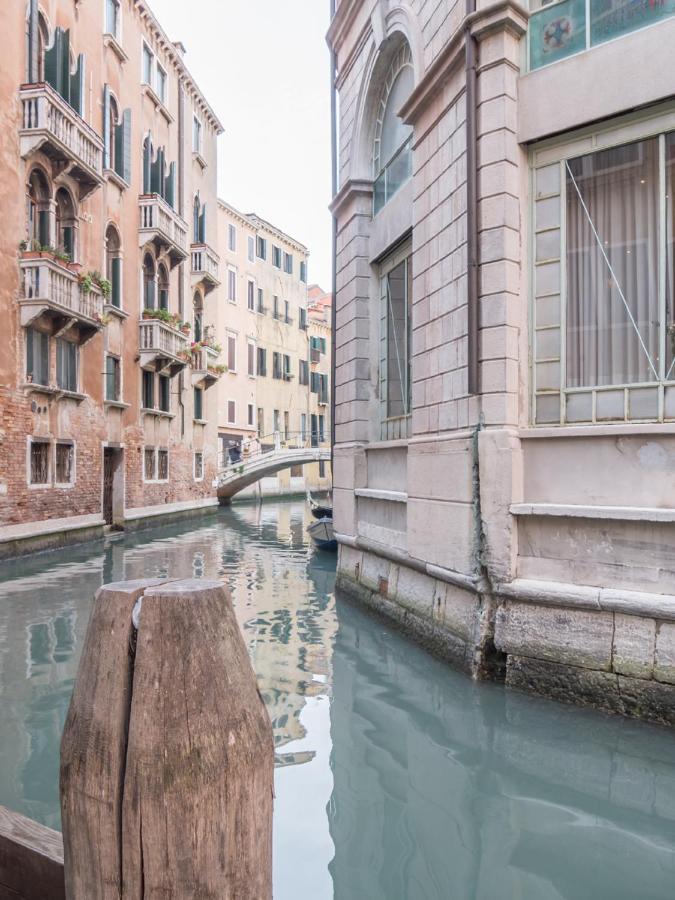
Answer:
[{"left": 0, "top": 501, "right": 674, "bottom": 899}]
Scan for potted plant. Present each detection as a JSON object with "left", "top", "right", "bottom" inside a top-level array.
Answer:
[
  {"left": 79, "top": 272, "right": 93, "bottom": 295},
  {"left": 142, "top": 308, "right": 155, "bottom": 320},
  {"left": 180, "top": 321, "right": 191, "bottom": 335}
]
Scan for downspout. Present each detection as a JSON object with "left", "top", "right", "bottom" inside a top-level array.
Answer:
[
  {"left": 465, "top": 0, "right": 479, "bottom": 395},
  {"left": 329, "top": 0, "right": 338, "bottom": 475},
  {"left": 177, "top": 80, "right": 185, "bottom": 435}
]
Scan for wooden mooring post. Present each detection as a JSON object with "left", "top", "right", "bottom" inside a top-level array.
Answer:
[{"left": 59, "top": 578, "right": 274, "bottom": 899}]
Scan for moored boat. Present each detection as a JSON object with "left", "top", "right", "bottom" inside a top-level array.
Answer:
[{"left": 307, "top": 517, "right": 337, "bottom": 552}]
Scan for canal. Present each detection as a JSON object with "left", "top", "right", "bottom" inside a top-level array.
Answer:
[{"left": 1, "top": 499, "right": 674, "bottom": 899}]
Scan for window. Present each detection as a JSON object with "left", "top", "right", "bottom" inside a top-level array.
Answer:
[
  {"left": 56, "top": 339, "right": 78, "bottom": 392},
  {"left": 30, "top": 440, "right": 49, "bottom": 485},
  {"left": 105, "top": 355, "right": 120, "bottom": 401},
  {"left": 142, "top": 370, "right": 154, "bottom": 409},
  {"left": 299, "top": 308, "right": 308, "bottom": 331},
  {"left": 257, "top": 288, "right": 265, "bottom": 313},
  {"left": 194, "top": 387, "right": 204, "bottom": 420},
  {"left": 105, "top": 224, "right": 122, "bottom": 307},
  {"left": 283, "top": 354, "right": 291, "bottom": 380},
  {"left": 272, "top": 245, "right": 282, "bottom": 268},
  {"left": 157, "top": 264, "right": 169, "bottom": 311},
  {"left": 103, "top": 89, "right": 131, "bottom": 183},
  {"left": 144, "top": 447, "right": 155, "bottom": 479},
  {"left": 318, "top": 415, "right": 325, "bottom": 443},
  {"left": 228, "top": 224, "right": 237, "bottom": 252},
  {"left": 319, "top": 459, "right": 326, "bottom": 478},
  {"left": 247, "top": 279, "right": 255, "bottom": 311},
  {"left": 192, "top": 115, "right": 202, "bottom": 154},
  {"left": 247, "top": 403, "right": 254, "bottom": 427},
  {"left": 158, "top": 375, "right": 170, "bottom": 412},
  {"left": 193, "top": 292, "right": 203, "bottom": 342},
  {"left": 256, "top": 236, "right": 267, "bottom": 260},
  {"left": 228, "top": 268, "right": 236, "bottom": 302},
  {"left": 143, "top": 254, "right": 156, "bottom": 309},
  {"left": 105, "top": 0, "right": 120, "bottom": 37},
  {"left": 247, "top": 340, "right": 255, "bottom": 377},
  {"left": 284, "top": 411, "right": 289, "bottom": 440},
  {"left": 373, "top": 43, "right": 414, "bottom": 215},
  {"left": 300, "top": 413, "right": 307, "bottom": 441},
  {"left": 194, "top": 451, "right": 204, "bottom": 480},
  {"left": 156, "top": 64, "right": 167, "bottom": 105},
  {"left": 257, "top": 408, "right": 264, "bottom": 436},
  {"left": 55, "top": 442, "right": 74, "bottom": 484},
  {"left": 257, "top": 347, "right": 267, "bottom": 376},
  {"left": 55, "top": 188, "right": 77, "bottom": 261},
  {"left": 247, "top": 235, "right": 255, "bottom": 262},
  {"left": 272, "top": 295, "right": 280, "bottom": 319},
  {"left": 273, "top": 352, "right": 282, "bottom": 379},
  {"left": 299, "top": 359, "right": 309, "bottom": 385},
  {"left": 284, "top": 300, "right": 291, "bottom": 324},
  {"left": 157, "top": 449, "right": 169, "bottom": 480},
  {"left": 142, "top": 43, "right": 153, "bottom": 85},
  {"left": 227, "top": 400, "right": 236, "bottom": 424},
  {"left": 273, "top": 409, "right": 280, "bottom": 433},
  {"left": 380, "top": 244, "right": 412, "bottom": 426},
  {"left": 26, "top": 328, "right": 49, "bottom": 385},
  {"left": 26, "top": 168, "right": 50, "bottom": 248},
  {"left": 300, "top": 261, "right": 307, "bottom": 283},
  {"left": 284, "top": 253, "right": 293, "bottom": 275},
  {"left": 227, "top": 334, "right": 236, "bottom": 372}
]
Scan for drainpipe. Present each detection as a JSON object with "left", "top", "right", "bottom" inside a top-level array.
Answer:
[
  {"left": 465, "top": 0, "right": 479, "bottom": 395},
  {"left": 329, "top": 0, "right": 338, "bottom": 473}
]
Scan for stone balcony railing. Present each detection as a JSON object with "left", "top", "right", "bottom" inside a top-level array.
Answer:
[
  {"left": 138, "top": 319, "right": 189, "bottom": 376},
  {"left": 19, "top": 256, "right": 103, "bottom": 344},
  {"left": 139, "top": 195, "right": 188, "bottom": 267},
  {"left": 190, "top": 345, "right": 222, "bottom": 388},
  {"left": 19, "top": 83, "right": 104, "bottom": 200},
  {"left": 190, "top": 243, "right": 220, "bottom": 293}
]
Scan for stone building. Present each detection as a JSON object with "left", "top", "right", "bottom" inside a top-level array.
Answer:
[
  {"left": 0, "top": 0, "right": 223, "bottom": 556},
  {"left": 328, "top": 0, "right": 675, "bottom": 723},
  {"left": 215, "top": 204, "right": 333, "bottom": 498}
]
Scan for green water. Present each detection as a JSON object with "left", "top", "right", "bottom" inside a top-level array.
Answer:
[{"left": 0, "top": 500, "right": 674, "bottom": 899}]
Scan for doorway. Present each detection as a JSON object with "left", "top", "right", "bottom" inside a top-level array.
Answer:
[{"left": 103, "top": 447, "right": 124, "bottom": 527}]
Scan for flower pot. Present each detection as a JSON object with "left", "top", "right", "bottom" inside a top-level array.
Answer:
[{"left": 68, "top": 262, "right": 83, "bottom": 275}]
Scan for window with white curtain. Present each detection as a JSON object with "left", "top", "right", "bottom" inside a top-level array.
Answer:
[{"left": 532, "top": 125, "right": 675, "bottom": 424}]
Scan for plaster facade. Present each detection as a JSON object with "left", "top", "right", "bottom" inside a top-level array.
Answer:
[
  {"left": 329, "top": 0, "right": 675, "bottom": 724},
  {"left": 0, "top": 0, "right": 224, "bottom": 548}
]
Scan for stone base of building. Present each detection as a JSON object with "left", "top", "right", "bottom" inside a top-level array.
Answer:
[
  {"left": 122, "top": 498, "right": 219, "bottom": 533},
  {"left": 336, "top": 543, "right": 675, "bottom": 727},
  {"left": 0, "top": 514, "right": 106, "bottom": 561}
]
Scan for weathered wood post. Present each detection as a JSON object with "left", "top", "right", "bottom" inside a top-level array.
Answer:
[{"left": 60, "top": 578, "right": 273, "bottom": 899}]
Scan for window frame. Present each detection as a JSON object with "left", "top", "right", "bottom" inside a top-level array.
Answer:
[
  {"left": 256, "top": 236, "right": 267, "bottom": 260},
  {"left": 105, "top": 0, "right": 121, "bottom": 40},
  {"left": 247, "top": 278, "right": 255, "bottom": 311},
  {"left": 247, "top": 339, "right": 256, "bottom": 377},
  {"left": 28, "top": 437, "right": 50, "bottom": 487},
  {"left": 194, "top": 451, "right": 204, "bottom": 481},
  {"left": 192, "top": 114, "right": 203, "bottom": 155},
  {"left": 156, "top": 63, "right": 168, "bottom": 106},
  {"left": 227, "top": 399, "right": 236, "bottom": 425},
  {"left": 105, "top": 354, "right": 121, "bottom": 402},
  {"left": 141, "top": 41, "right": 154, "bottom": 87},
  {"left": 55, "top": 440, "right": 75, "bottom": 486},
  {"left": 227, "top": 267, "right": 237, "bottom": 303},
  {"left": 247, "top": 234, "right": 255, "bottom": 263},
  {"left": 379, "top": 238, "right": 412, "bottom": 439},
  {"left": 228, "top": 223, "right": 237, "bottom": 252}
]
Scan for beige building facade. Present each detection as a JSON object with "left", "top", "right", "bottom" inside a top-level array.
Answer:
[
  {"left": 0, "top": 0, "right": 224, "bottom": 555},
  {"left": 329, "top": 0, "right": 675, "bottom": 724}
]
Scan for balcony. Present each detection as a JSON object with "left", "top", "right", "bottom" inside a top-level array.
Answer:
[
  {"left": 191, "top": 345, "right": 223, "bottom": 388},
  {"left": 19, "top": 256, "right": 103, "bottom": 344},
  {"left": 19, "top": 83, "right": 104, "bottom": 200},
  {"left": 138, "top": 195, "right": 188, "bottom": 267},
  {"left": 190, "top": 244, "right": 220, "bottom": 294},
  {"left": 138, "top": 319, "right": 189, "bottom": 376}
]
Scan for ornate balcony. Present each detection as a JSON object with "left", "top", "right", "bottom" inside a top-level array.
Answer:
[
  {"left": 139, "top": 195, "right": 188, "bottom": 267},
  {"left": 190, "top": 345, "right": 222, "bottom": 388},
  {"left": 190, "top": 243, "right": 220, "bottom": 294},
  {"left": 19, "top": 256, "right": 103, "bottom": 344},
  {"left": 138, "top": 319, "right": 189, "bottom": 376},
  {"left": 19, "top": 83, "right": 104, "bottom": 200}
]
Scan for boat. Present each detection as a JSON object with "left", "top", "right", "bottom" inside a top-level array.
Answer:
[
  {"left": 307, "top": 490, "right": 333, "bottom": 520},
  {"left": 307, "top": 517, "right": 337, "bottom": 552}
]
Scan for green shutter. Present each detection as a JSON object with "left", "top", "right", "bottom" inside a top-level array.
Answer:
[
  {"left": 115, "top": 108, "right": 132, "bottom": 183},
  {"left": 166, "top": 161, "right": 176, "bottom": 209},
  {"left": 26, "top": 328, "right": 34, "bottom": 379},
  {"left": 111, "top": 257, "right": 122, "bottom": 308},
  {"left": 150, "top": 154, "right": 160, "bottom": 195},
  {"left": 28, "top": 0, "right": 39, "bottom": 83},
  {"left": 44, "top": 28, "right": 61, "bottom": 94},
  {"left": 70, "top": 54, "right": 85, "bottom": 116},
  {"left": 103, "top": 85, "right": 111, "bottom": 169},
  {"left": 60, "top": 30, "right": 71, "bottom": 105},
  {"left": 143, "top": 136, "right": 152, "bottom": 193},
  {"left": 199, "top": 203, "right": 206, "bottom": 243}
]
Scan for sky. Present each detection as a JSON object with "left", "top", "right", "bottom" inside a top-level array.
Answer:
[{"left": 148, "top": 0, "right": 334, "bottom": 291}]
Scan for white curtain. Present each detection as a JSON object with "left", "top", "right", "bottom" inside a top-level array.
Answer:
[{"left": 566, "top": 138, "right": 660, "bottom": 387}]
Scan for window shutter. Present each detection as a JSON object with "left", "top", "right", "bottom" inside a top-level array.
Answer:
[
  {"left": 40, "top": 332, "right": 49, "bottom": 383},
  {"left": 28, "top": 0, "right": 39, "bottom": 83},
  {"left": 70, "top": 54, "right": 85, "bottom": 116},
  {"left": 199, "top": 203, "right": 206, "bottom": 244},
  {"left": 117, "top": 109, "right": 132, "bottom": 183},
  {"left": 143, "top": 137, "right": 152, "bottom": 193},
  {"left": 59, "top": 30, "right": 71, "bottom": 105},
  {"left": 44, "top": 28, "right": 62, "bottom": 95},
  {"left": 103, "top": 85, "right": 111, "bottom": 169},
  {"left": 26, "top": 329, "right": 34, "bottom": 378},
  {"left": 111, "top": 257, "right": 122, "bottom": 307},
  {"left": 166, "top": 161, "right": 176, "bottom": 209},
  {"left": 150, "top": 154, "right": 160, "bottom": 195}
]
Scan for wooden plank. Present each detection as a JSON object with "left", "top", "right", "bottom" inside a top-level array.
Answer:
[{"left": 0, "top": 805, "right": 64, "bottom": 900}]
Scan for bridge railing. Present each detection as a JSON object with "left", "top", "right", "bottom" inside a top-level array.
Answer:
[{"left": 219, "top": 431, "right": 329, "bottom": 473}]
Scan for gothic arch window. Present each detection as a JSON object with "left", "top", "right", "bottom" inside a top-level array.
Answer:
[
  {"left": 105, "top": 224, "right": 122, "bottom": 308},
  {"left": 108, "top": 94, "right": 120, "bottom": 172},
  {"left": 193, "top": 291, "right": 203, "bottom": 342},
  {"left": 26, "top": 167, "right": 50, "bottom": 246},
  {"left": 157, "top": 263, "right": 169, "bottom": 311},
  {"left": 143, "top": 253, "right": 156, "bottom": 309},
  {"left": 372, "top": 42, "right": 414, "bottom": 215},
  {"left": 55, "top": 186, "right": 77, "bottom": 259}
]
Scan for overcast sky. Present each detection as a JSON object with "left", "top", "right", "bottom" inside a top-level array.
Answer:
[{"left": 149, "top": 0, "right": 333, "bottom": 290}]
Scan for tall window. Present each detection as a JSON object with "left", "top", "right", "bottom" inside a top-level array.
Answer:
[
  {"left": 300, "top": 261, "right": 307, "bottom": 283},
  {"left": 106, "top": 0, "right": 120, "bottom": 38},
  {"left": 56, "top": 339, "right": 78, "bottom": 392},
  {"left": 228, "top": 224, "right": 236, "bottom": 251},
  {"left": 193, "top": 292, "right": 203, "bottom": 342},
  {"left": 194, "top": 452, "right": 204, "bottom": 480},
  {"left": 228, "top": 268, "right": 236, "bottom": 302},
  {"left": 227, "top": 334, "right": 236, "bottom": 371},
  {"left": 273, "top": 352, "right": 281, "bottom": 379},
  {"left": 284, "top": 253, "right": 293, "bottom": 275},
  {"left": 157, "top": 264, "right": 169, "bottom": 311},
  {"left": 299, "top": 359, "right": 309, "bottom": 385},
  {"left": 257, "top": 347, "right": 267, "bottom": 376},
  {"left": 26, "top": 169, "right": 50, "bottom": 248},
  {"left": 55, "top": 188, "right": 77, "bottom": 260},
  {"left": 26, "top": 328, "right": 49, "bottom": 385},
  {"left": 257, "top": 288, "right": 265, "bottom": 313},
  {"left": 105, "top": 355, "right": 120, "bottom": 401},
  {"left": 193, "top": 116, "right": 203, "bottom": 154},
  {"left": 142, "top": 43, "right": 153, "bottom": 85},
  {"left": 272, "top": 296, "right": 279, "bottom": 319},
  {"left": 247, "top": 235, "right": 255, "bottom": 262},
  {"left": 157, "top": 449, "right": 169, "bottom": 480},
  {"left": 373, "top": 43, "right": 414, "bottom": 215},
  {"left": 247, "top": 340, "right": 255, "bottom": 376},
  {"left": 105, "top": 224, "right": 122, "bottom": 308},
  {"left": 380, "top": 243, "right": 412, "bottom": 428},
  {"left": 194, "top": 387, "right": 204, "bottom": 420},
  {"left": 247, "top": 279, "right": 255, "bottom": 311},
  {"left": 142, "top": 370, "right": 154, "bottom": 409},
  {"left": 30, "top": 440, "right": 49, "bottom": 485},
  {"left": 247, "top": 404, "right": 254, "bottom": 427},
  {"left": 158, "top": 375, "right": 170, "bottom": 412},
  {"left": 144, "top": 447, "right": 155, "bottom": 479},
  {"left": 143, "top": 254, "right": 156, "bottom": 309},
  {"left": 256, "top": 236, "right": 267, "bottom": 260},
  {"left": 55, "top": 442, "right": 74, "bottom": 484},
  {"left": 272, "top": 245, "right": 282, "bottom": 268},
  {"left": 227, "top": 400, "right": 236, "bottom": 424},
  {"left": 156, "top": 64, "right": 167, "bottom": 105}
]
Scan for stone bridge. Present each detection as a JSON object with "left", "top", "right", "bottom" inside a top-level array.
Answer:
[{"left": 215, "top": 437, "right": 331, "bottom": 503}]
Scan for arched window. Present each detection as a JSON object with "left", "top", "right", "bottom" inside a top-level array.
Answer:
[
  {"left": 105, "top": 224, "right": 122, "bottom": 308},
  {"left": 55, "top": 186, "right": 77, "bottom": 260},
  {"left": 157, "top": 264, "right": 169, "bottom": 311},
  {"left": 373, "top": 43, "right": 414, "bottom": 215},
  {"left": 26, "top": 168, "right": 50, "bottom": 247},
  {"left": 108, "top": 95, "right": 119, "bottom": 173},
  {"left": 143, "top": 253, "right": 156, "bottom": 309},
  {"left": 193, "top": 291, "right": 203, "bottom": 342}
]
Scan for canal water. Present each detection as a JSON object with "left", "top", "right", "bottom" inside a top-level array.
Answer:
[{"left": 1, "top": 499, "right": 674, "bottom": 899}]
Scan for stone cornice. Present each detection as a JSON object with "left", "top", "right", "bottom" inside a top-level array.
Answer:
[
  {"left": 329, "top": 177, "right": 373, "bottom": 218},
  {"left": 399, "top": 0, "right": 528, "bottom": 126},
  {"left": 326, "top": 0, "right": 362, "bottom": 53}
]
